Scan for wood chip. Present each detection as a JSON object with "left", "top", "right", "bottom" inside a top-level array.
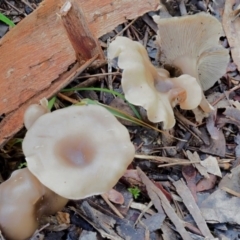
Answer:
[
  {"left": 173, "top": 179, "right": 214, "bottom": 238},
  {"left": 137, "top": 167, "right": 192, "bottom": 240}
]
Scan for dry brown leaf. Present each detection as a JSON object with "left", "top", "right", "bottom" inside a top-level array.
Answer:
[
  {"left": 200, "top": 189, "right": 240, "bottom": 224},
  {"left": 206, "top": 111, "right": 220, "bottom": 140},
  {"left": 173, "top": 179, "right": 214, "bottom": 238},
  {"left": 109, "top": 98, "right": 136, "bottom": 126},
  {"left": 229, "top": 100, "right": 240, "bottom": 109},
  {"left": 105, "top": 189, "right": 124, "bottom": 205},
  {"left": 137, "top": 167, "right": 192, "bottom": 240},
  {"left": 123, "top": 169, "right": 141, "bottom": 182},
  {"left": 223, "top": 0, "right": 240, "bottom": 71},
  {"left": 207, "top": 92, "right": 229, "bottom": 109},
  {"left": 196, "top": 174, "right": 217, "bottom": 192},
  {"left": 186, "top": 151, "right": 210, "bottom": 178},
  {"left": 182, "top": 165, "right": 197, "bottom": 202},
  {"left": 219, "top": 165, "right": 240, "bottom": 193},
  {"left": 200, "top": 156, "right": 222, "bottom": 178},
  {"left": 200, "top": 128, "right": 226, "bottom": 157}
]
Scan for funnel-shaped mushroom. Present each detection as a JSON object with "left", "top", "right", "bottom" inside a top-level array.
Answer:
[
  {"left": 0, "top": 168, "right": 67, "bottom": 240},
  {"left": 108, "top": 36, "right": 202, "bottom": 129},
  {"left": 153, "top": 13, "right": 229, "bottom": 112},
  {"left": 22, "top": 104, "right": 135, "bottom": 199}
]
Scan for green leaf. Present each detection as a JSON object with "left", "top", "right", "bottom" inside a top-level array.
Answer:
[
  {"left": 128, "top": 187, "right": 141, "bottom": 199},
  {"left": 61, "top": 87, "right": 142, "bottom": 120},
  {"left": 18, "top": 162, "right": 27, "bottom": 169},
  {"left": 0, "top": 13, "right": 15, "bottom": 27}
]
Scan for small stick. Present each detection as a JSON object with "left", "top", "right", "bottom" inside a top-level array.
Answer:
[
  {"left": 57, "top": 93, "right": 79, "bottom": 104},
  {"left": 4, "top": 0, "right": 27, "bottom": 16},
  {"left": 212, "top": 84, "right": 240, "bottom": 106},
  {"left": 135, "top": 154, "right": 189, "bottom": 163},
  {"left": 134, "top": 201, "right": 153, "bottom": 226},
  {"left": 101, "top": 193, "right": 124, "bottom": 219},
  {"left": 111, "top": 18, "right": 137, "bottom": 41},
  {"left": 158, "top": 161, "right": 201, "bottom": 168},
  {"left": 21, "top": 0, "right": 35, "bottom": 10},
  {"left": 77, "top": 72, "right": 121, "bottom": 79},
  {"left": 221, "top": 186, "right": 240, "bottom": 198},
  {"left": 107, "top": 38, "right": 113, "bottom": 90}
]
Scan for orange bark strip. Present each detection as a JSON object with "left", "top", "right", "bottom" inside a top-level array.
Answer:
[
  {"left": 0, "top": 0, "right": 159, "bottom": 116},
  {"left": 0, "top": 56, "right": 97, "bottom": 146},
  {"left": 0, "top": 0, "right": 160, "bottom": 147}
]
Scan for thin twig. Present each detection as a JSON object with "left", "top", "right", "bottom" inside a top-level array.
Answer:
[
  {"left": 212, "top": 84, "right": 240, "bottom": 106},
  {"left": 221, "top": 186, "right": 240, "bottom": 198},
  {"left": 21, "top": 0, "right": 35, "bottom": 10},
  {"left": 158, "top": 161, "right": 201, "bottom": 168},
  {"left": 134, "top": 201, "right": 153, "bottom": 226},
  {"left": 111, "top": 18, "right": 138, "bottom": 41},
  {"left": 77, "top": 72, "right": 121, "bottom": 79},
  {"left": 135, "top": 154, "right": 189, "bottom": 163},
  {"left": 4, "top": 0, "right": 27, "bottom": 16},
  {"left": 107, "top": 38, "right": 113, "bottom": 90},
  {"left": 57, "top": 93, "right": 79, "bottom": 104},
  {"left": 101, "top": 193, "right": 124, "bottom": 219}
]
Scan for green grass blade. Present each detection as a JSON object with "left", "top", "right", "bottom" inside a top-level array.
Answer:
[
  {"left": 0, "top": 13, "right": 15, "bottom": 27},
  {"left": 78, "top": 98, "right": 165, "bottom": 134},
  {"left": 48, "top": 96, "right": 57, "bottom": 110},
  {"left": 61, "top": 87, "right": 141, "bottom": 120}
]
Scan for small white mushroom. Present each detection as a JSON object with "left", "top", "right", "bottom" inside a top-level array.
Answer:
[
  {"left": 24, "top": 98, "right": 49, "bottom": 129},
  {"left": 22, "top": 104, "right": 135, "bottom": 199},
  {"left": 108, "top": 36, "right": 202, "bottom": 129}
]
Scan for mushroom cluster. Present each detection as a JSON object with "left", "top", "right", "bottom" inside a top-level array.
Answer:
[
  {"left": 0, "top": 102, "right": 135, "bottom": 239},
  {"left": 153, "top": 12, "right": 229, "bottom": 112},
  {"left": 108, "top": 36, "right": 202, "bottom": 129}
]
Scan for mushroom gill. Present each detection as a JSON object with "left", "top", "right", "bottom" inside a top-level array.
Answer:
[{"left": 153, "top": 12, "right": 230, "bottom": 112}]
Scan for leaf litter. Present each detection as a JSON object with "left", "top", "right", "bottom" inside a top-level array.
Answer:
[{"left": 2, "top": 0, "right": 240, "bottom": 239}]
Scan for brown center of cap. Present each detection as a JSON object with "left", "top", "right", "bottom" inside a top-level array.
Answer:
[{"left": 55, "top": 135, "right": 95, "bottom": 167}]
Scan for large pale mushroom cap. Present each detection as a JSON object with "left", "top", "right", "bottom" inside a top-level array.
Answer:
[
  {"left": 108, "top": 36, "right": 202, "bottom": 129},
  {"left": 22, "top": 105, "right": 135, "bottom": 199},
  {"left": 153, "top": 12, "right": 229, "bottom": 91}
]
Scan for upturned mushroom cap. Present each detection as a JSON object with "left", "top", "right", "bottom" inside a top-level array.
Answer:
[
  {"left": 153, "top": 13, "right": 229, "bottom": 91},
  {"left": 0, "top": 168, "right": 67, "bottom": 240},
  {"left": 22, "top": 104, "right": 135, "bottom": 199},
  {"left": 108, "top": 36, "right": 202, "bottom": 129}
]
